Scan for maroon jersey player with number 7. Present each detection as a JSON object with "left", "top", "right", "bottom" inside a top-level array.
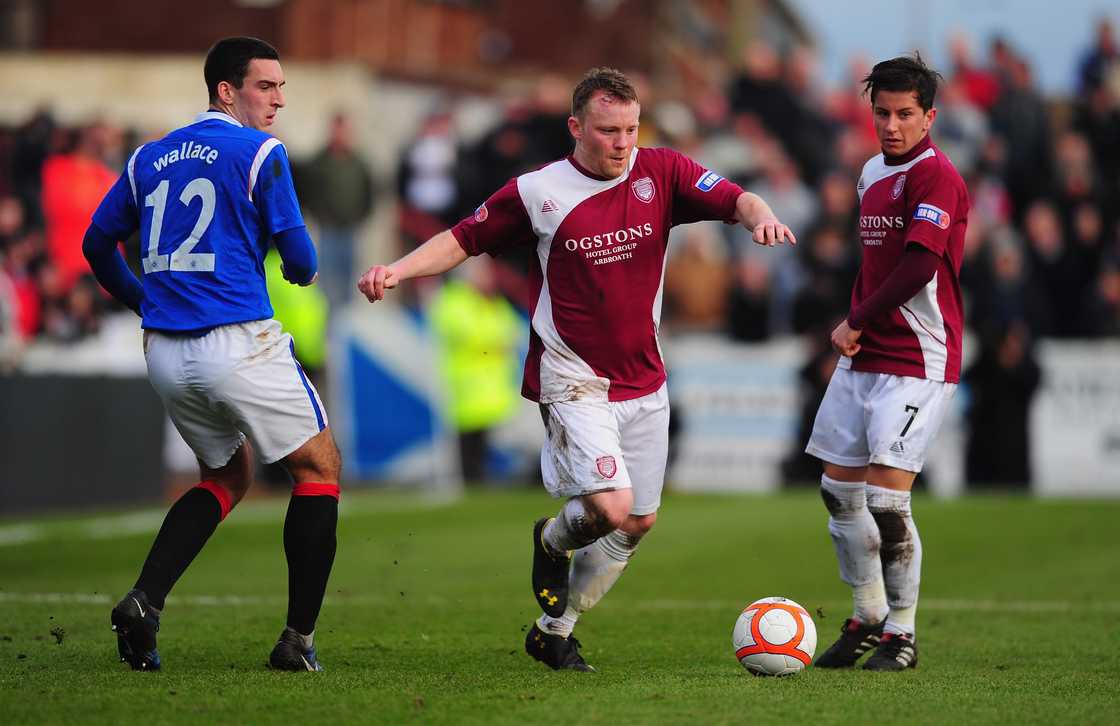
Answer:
[{"left": 806, "top": 53, "right": 969, "bottom": 672}]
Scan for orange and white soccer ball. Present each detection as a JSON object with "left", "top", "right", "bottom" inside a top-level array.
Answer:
[{"left": 732, "top": 596, "right": 817, "bottom": 676}]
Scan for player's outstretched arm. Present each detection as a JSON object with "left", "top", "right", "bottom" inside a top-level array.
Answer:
[
  {"left": 357, "top": 229, "right": 468, "bottom": 303},
  {"left": 734, "top": 192, "right": 797, "bottom": 247}
]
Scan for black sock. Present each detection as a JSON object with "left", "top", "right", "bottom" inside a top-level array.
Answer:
[
  {"left": 134, "top": 485, "right": 227, "bottom": 610},
  {"left": 283, "top": 493, "right": 338, "bottom": 635}
]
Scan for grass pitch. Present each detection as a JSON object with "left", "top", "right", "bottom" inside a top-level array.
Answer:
[{"left": 1, "top": 489, "right": 1118, "bottom": 724}]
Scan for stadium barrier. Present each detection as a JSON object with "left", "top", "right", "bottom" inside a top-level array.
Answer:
[
  {"left": 0, "top": 373, "right": 164, "bottom": 514},
  {"left": 5, "top": 313, "right": 1117, "bottom": 513},
  {"left": 335, "top": 316, "right": 1120, "bottom": 498},
  {"left": 1031, "top": 341, "right": 1120, "bottom": 496}
]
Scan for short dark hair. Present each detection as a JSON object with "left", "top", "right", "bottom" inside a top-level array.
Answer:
[
  {"left": 862, "top": 52, "right": 943, "bottom": 111},
  {"left": 204, "top": 37, "right": 280, "bottom": 103},
  {"left": 571, "top": 67, "right": 639, "bottom": 118}
]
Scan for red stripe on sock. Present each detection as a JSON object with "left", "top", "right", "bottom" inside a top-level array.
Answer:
[
  {"left": 292, "top": 482, "right": 340, "bottom": 500},
  {"left": 196, "top": 480, "right": 232, "bottom": 521}
]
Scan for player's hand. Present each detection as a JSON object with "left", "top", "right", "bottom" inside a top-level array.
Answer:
[
  {"left": 830, "top": 319, "right": 862, "bottom": 357},
  {"left": 280, "top": 263, "right": 318, "bottom": 287},
  {"left": 752, "top": 218, "right": 796, "bottom": 247},
  {"left": 357, "top": 264, "right": 400, "bottom": 302}
]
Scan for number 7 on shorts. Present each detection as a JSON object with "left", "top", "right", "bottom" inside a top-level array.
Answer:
[{"left": 900, "top": 405, "right": 920, "bottom": 437}]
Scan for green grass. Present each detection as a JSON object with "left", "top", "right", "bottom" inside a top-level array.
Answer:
[{"left": 1, "top": 489, "right": 1118, "bottom": 724}]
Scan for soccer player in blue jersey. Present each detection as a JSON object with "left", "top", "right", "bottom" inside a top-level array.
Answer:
[{"left": 83, "top": 37, "right": 342, "bottom": 672}]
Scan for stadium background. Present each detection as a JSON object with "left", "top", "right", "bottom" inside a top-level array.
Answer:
[{"left": 0, "top": 0, "right": 1118, "bottom": 508}]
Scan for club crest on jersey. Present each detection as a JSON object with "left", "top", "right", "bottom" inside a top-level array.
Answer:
[
  {"left": 891, "top": 173, "right": 907, "bottom": 200},
  {"left": 595, "top": 455, "right": 617, "bottom": 479},
  {"left": 631, "top": 176, "right": 655, "bottom": 203},
  {"left": 914, "top": 203, "right": 950, "bottom": 229},
  {"left": 695, "top": 170, "right": 724, "bottom": 192},
  {"left": 474, "top": 204, "right": 488, "bottom": 223}
]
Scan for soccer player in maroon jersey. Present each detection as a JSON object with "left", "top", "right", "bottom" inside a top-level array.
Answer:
[
  {"left": 359, "top": 67, "right": 795, "bottom": 671},
  {"left": 806, "top": 54, "right": 969, "bottom": 671}
]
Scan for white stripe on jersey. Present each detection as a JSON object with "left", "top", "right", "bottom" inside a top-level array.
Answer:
[
  {"left": 518, "top": 148, "right": 639, "bottom": 403},
  {"left": 651, "top": 248, "right": 669, "bottom": 362},
  {"left": 899, "top": 273, "right": 948, "bottom": 381},
  {"left": 856, "top": 148, "right": 936, "bottom": 202},
  {"left": 126, "top": 145, "right": 145, "bottom": 206},
  {"left": 248, "top": 138, "right": 283, "bottom": 201}
]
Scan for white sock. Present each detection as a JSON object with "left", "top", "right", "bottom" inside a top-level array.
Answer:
[
  {"left": 885, "top": 605, "right": 917, "bottom": 636},
  {"left": 537, "top": 529, "right": 639, "bottom": 638},
  {"left": 854, "top": 578, "right": 889, "bottom": 625},
  {"left": 821, "top": 475, "right": 889, "bottom": 624},
  {"left": 866, "top": 484, "right": 922, "bottom": 636},
  {"left": 542, "top": 498, "right": 597, "bottom": 554}
]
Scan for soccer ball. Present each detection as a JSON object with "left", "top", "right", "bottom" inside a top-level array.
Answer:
[{"left": 732, "top": 596, "right": 817, "bottom": 676}]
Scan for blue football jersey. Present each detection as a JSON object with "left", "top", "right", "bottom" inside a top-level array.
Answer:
[{"left": 92, "top": 111, "right": 304, "bottom": 332}]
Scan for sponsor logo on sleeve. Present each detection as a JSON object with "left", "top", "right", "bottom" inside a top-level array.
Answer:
[
  {"left": 914, "top": 203, "right": 950, "bottom": 229},
  {"left": 631, "top": 176, "right": 655, "bottom": 203},
  {"left": 891, "top": 173, "right": 907, "bottom": 199},
  {"left": 473, "top": 204, "right": 488, "bottom": 223},
  {"left": 541, "top": 199, "right": 559, "bottom": 213},
  {"left": 694, "top": 170, "right": 724, "bottom": 192}
]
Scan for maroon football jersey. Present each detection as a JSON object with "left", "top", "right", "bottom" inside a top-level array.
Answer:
[
  {"left": 452, "top": 147, "right": 743, "bottom": 403},
  {"left": 842, "top": 135, "right": 969, "bottom": 383}
]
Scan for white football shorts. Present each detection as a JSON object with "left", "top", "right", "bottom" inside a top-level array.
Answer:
[
  {"left": 539, "top": 383, "right": 669, "bottom": 516},
  {"left": 144, "top": 318, "right": 327, "bottom": 469},
  {"left": 805, "top": 367, "right": 956, "bottom": 473}
]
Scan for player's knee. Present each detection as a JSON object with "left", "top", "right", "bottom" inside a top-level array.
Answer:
[
  {"left": 582, "top": 492, "right": 631, "bottom": 535},
  {"left": 318, "top": 434, "right": 342, "bottom": 482},
  {"left": 820, "top": 474, "right": 867, "bottom": 517},
  {"left": 621, "top": 512, "right": 657, "bottom": 538},
  {"left": 587, "top": 507, "right": 625, "bottom": 536},
  {"left": 284, "top": 429, "right": 342, "bottom": 484},
  {"left": 211, "top": 476, "right": 251, "bottom": 507},
  {"left": 201, "top": 444, "right": 254, "bottom": 508}
]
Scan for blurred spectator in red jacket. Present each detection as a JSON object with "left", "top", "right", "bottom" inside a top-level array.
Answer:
[{"left": 41, "top": 122, "right": 115, "bottom": 291}]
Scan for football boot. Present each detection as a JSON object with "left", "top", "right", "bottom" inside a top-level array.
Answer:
[{"left": 813, "top": 616, "right": 885, "bottom": 668}]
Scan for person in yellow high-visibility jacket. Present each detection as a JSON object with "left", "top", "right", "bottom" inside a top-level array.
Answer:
[
  {"left": 428, "top": 257, "right": 524, "bottom": 483},
  {"left": 265, "top": 248, "right": 329, "bottom": 380}
]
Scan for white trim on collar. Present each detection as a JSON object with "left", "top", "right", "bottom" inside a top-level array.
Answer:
[{"left": 193, "top": 111, "right": 243, "bottom": 127}]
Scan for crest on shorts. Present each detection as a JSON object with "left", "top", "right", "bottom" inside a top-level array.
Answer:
[
  {"left": 473, "top": 204, "right": 488, "bottom": 223},
  {"left": 595, "top": 455, "right": 617, "bottom": 479},
  {"left": 891, "top": 173, "right": 907, "bottom": 200},
  {"left": 631, "top": 176, "right": 655, "bottom": 203}
]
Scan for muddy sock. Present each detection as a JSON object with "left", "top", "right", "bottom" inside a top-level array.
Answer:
[{"left": 867, "top": 485, "right": 921, "bottom": 636}]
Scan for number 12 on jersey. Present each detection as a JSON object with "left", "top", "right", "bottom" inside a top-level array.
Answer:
[{"left": 142, "top": 177, "right": 217, "bottom": 273}]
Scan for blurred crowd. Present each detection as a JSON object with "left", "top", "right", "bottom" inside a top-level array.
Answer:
[
  {"left": 2, "top": 22, "right": 1118, "bottom": 484},
  {"left": 392, "top": 24, "right": 1120, "bottom": 352},
  {"left": 0, "top": 116, "right": 138, "bottom": 361}
]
